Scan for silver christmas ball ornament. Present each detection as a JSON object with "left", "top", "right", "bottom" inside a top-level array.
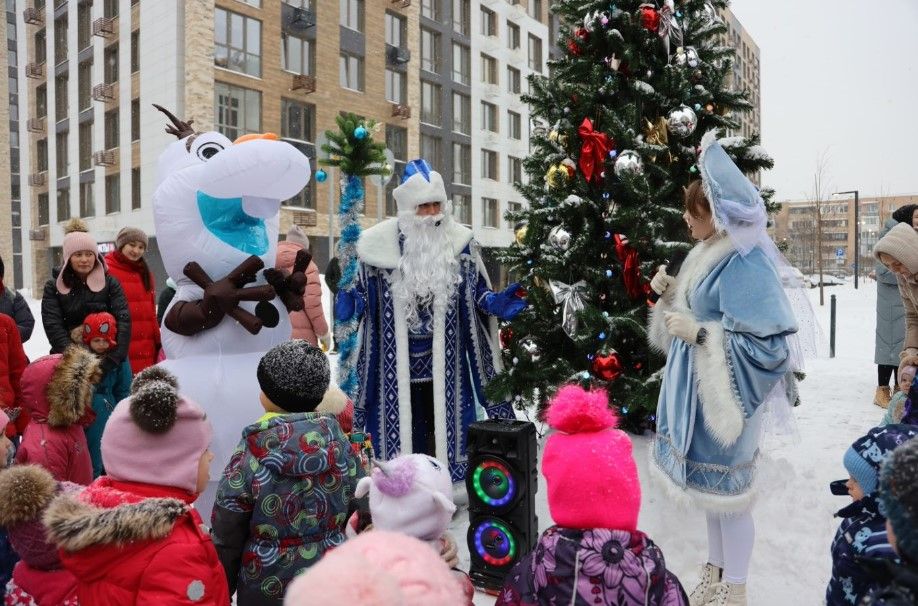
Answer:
[
  {"left": 666, "top": 105, "right": 698, "bottom": 138},
  {"left": 674, "top": 46, "right": 700, "bottom": 68},
  {"left": 519, "top": 338, "right": 542, "bottom": 363},
  {"left": 614, "top": 151, "right": 644, "bottom": 177},
  {"left": 548, "top": 225, "right": 572, "bottom": 251}
]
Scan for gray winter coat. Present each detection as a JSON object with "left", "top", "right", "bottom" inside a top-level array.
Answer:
[{"left": 875, "top": 219, "right": 906, "bottom": 366}]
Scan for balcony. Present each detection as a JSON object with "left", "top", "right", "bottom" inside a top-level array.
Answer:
[
  {"left": 26, "top": 118, "right": 45, "bottom": 134},
  {"left": 390, "top": 0, "right": 411, "bottom": 7},
  {"left": 281, "top": 5, "right": 315, "bottom": 34},
  {"left": 92, "top": 17, "right": 115, "bottom": 38},
  {"left": 28, "top": 172, "right": 46, "bottom": 187},
  {"left": 290, "top": 208, "right": 317, "bottom": 228},
  {"left": 93, "top": 150, "right": 117, "bottom": 167},
  {"left": 23, "top": 7, "right": 44, "bottom": 25},
  {"left": 29, "top": 228, "right": 47, "bottom": 242},
  {"left": 25, "top": 62, "right": 44, "bottom": 79},
  {"left": 386, "top": 45, "right": 411, "bottom": 66},
  {"left": 92, "top": 82, "right": 116, "bottom": 102},
  {"left": 290, "top": 74, "right": 316, "bottom": 94},
  {"left": 391, "top": 104, "right": 411, "bottom": 119}
]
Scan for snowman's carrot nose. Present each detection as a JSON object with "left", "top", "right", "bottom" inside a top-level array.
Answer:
[{"left": 233, "top": 132, "right": 279, "bottom": 144}]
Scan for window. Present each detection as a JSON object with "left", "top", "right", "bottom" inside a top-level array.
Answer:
[
  {"left": 481, "top": 149, "right": 498, "bottom": 180},
  {"left": 79, "top": 123, "right": 92, "bottom": 171},
  {"left": 80, "top": 180, "right": 94, "bottom": 218},
  {"left": 105, "top": 174, "right": 120, "bottom": 214},
  {"left": 282, "top": 34, "right": 313, "bottom": 75},
  {"left": 131, "top": 99, "right": 140, "bottom": 141},
  {"left": 215, "top": 8, "right": 262, "bottom": 77},
  {"left": 508, "top": 110, "right": 521, "bottom": 139},
  {"left": 481, "top": 102, "right": 498, "bottom": 133},
  {"left": 452, "top": 43, "right": 469, "bottom": 85},
  {"left": 105, "top": 109, "right": 119, "bottom": 149},
  {"left": 453, "top": 142, "right": 470, "bottom": 185},
  {"left": 35, "top": 29, "right": 46, "bottom": 64},
  {"left": 453, "top": 193, "right": 471, "bottom": 226},
  {"left": 482, "top": 197, "right": 499, "bottom": 227},
  {"left": 36, "top": 84, "right": 47, "bottom": 118},
  {"left": 507, "top": 22, "right": 520, "bottom": 49},
  {"left": 215, "top": 82, "right": 261, "bottom": 140},
  {"left": 420, "top": 81, "right": 441, "bottom": 125},
  {"left": 238, "top": 0, "right": 261, "bottom": 6},
  {"left": 339, "top": 0, "right": 363, "bottom": 32},
  {"left": 420, "top": 28, "right": 440, "bottom": 74},
  {"left": 36, "top": 139, "right": 48, "bottom": 172},
  {"left": 420, "top": 0, "right": 441, "bottom": 22},
  {"left": 57, "top": 188, "right": 70, "bottom": 221},
  {"left": 78, "top": 61, "right": 92, "bottom": 110},
  {"left": 104, "top": 44, "right": 119, "bottom": 84},
  {"left": 385, "top": 125, "right": 407, "bottom": 216},
  {"left": 55, "top": 73, "right": 68, "bottom": 122},
  {"left": 420, "top": 134, "right": 443, "bottom": 174},
  {"left": 56, "top": 131, "right": 68, "bottom": 175},
  {"left": 131, "top": 31, "right": 139, "bottom": 73},
  {"left": 339, "top": 53, "right": 364, "bottom": 91},
  {"left": 528, "top": 34, "right": 542, "bottom": 71},
  {"left": 54, "top": 16, "right": 67, "bottom": 64},
  {"left": 7, "top": 49, "right": 15, "bottom": 68},
  {"left": 385, "top": 69, "right": 405, "bottom": 104},
  {"left": 104, "top": 0, "right": 118, "bottom": 18},
  {"left": 506, "top": 201, "right": 522, "bottom": 228},
  {"left": 508, "top": 156, "right": 522, "bottom": 184},
  {"left": 507, "top": 65, "right": 521, "bottom": 94},
  {"left": 385, "top": 12, "right": 406, "bottom": 47},
  {"left": 453, "top": 0, "right": 470, "bottom": 35},
  {"left": 77, "top": 4, "right": 91, "bottom": 49},
  {"left": 280, "top": 99, "right": 315, "bottom": 210},
  {"left": 452, "top": 92, "right": 470, "bottom": 134},
  {"left": 131, "top": 167, "right": 141, "bottom": 210},
  {"left": 528, "top": 0, "right": 541, "bottom": 18},
  {"left": 480, "top": 7, "right": 496, "bottom": 36},
  {"left": 480, "top": 54, "right": 497, "bottom": 84},
  {"left": 38, "top": 193, "right": 49, "bottom": 226}
]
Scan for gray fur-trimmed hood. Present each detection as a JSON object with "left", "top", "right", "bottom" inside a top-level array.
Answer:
[{"left": 43, "top": 490, "right": 190, "bottom": 552}]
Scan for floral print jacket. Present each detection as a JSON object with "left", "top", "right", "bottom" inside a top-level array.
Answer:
[{"left": 495, "top": 527, "right": 688, "bottom": 606}]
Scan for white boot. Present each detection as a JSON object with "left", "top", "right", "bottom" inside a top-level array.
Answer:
[
  {"left": 705, "top": 581, "right": 747, "bottom": 606},
  {"left": 688, "top": 563, "right": 722, "bottom": 606}
]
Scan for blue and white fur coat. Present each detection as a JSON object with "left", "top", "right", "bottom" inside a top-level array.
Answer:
[{"left": 648, "top": 235, "right": 798, "bottom": 512}]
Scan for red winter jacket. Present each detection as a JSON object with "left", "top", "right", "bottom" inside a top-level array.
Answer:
[
  {"left": 275, "top": 241, "right": 328, "bottom": 346},
  {"left": 104, "top": 250, "right": 161, "bottom": 374},
  {"left": 15, "top": 348, "right": 100, "bottom": 485},
  {"left": 0, "top": 312, "right": 28, "bottom": 438},
  {"left": 45, "top": 478, "right": 231, "bottom": 606},
  {"left": 6, "top": 563, "right": 79, "bottom": 605}
]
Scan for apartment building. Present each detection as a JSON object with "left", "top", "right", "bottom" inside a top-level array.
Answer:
[
  {"left": 1, "top": 0, "right": 20, "bottom": 288},
  {"left": 719, "top": 6, "right": 760, "bottom": 141}
]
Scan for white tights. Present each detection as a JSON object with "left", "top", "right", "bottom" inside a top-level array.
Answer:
[{"left": 705, "top": 510, "right": 755, "bottom": 584}]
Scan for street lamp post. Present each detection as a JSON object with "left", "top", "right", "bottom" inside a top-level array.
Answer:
[{"left": 834, "top": 190, "right": 860, "bottom": 289}]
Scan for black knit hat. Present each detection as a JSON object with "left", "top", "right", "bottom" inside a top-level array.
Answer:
[
  {"left": 879, "top": 436, "right": 918, "bottom": 562},
  {"left": 257, "top": 340, "right": 330, "bottom": 413}
]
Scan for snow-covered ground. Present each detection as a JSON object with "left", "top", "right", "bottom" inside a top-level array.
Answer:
[{"left": 21, "top": 281, "right": 883, "bottom": 605}]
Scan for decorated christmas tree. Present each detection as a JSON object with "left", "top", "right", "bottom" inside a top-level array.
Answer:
[{"left": 487, "top": 0, "right": 774, "bottom": 431}]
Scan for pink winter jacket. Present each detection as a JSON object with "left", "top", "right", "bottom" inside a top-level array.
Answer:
[{"left": 275, "top": 241, "right": 329, "bottom": 346}]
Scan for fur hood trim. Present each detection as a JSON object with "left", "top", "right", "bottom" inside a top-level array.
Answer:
[
  {"left": 315, "top": 384, "right": 348, "bottom": 416},
  {"left": 44, "top": 492, "right": 190, "bottom": 552},
  {"left": 356, "top": 217, "right": 473, "bottom": 270},
  {"left": 0, "top": 465, "right": 58, "bottom": 527},
  {"left": 47, "top": 346, "right": 102, "bottom": 427}
]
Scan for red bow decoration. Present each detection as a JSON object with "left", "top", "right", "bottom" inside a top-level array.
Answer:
[
  {"left": 578, "top": 118, "right": 613, "bottom": 183},
  {"left": 613, "top": 234, "right": 652, "bottom": 300}
]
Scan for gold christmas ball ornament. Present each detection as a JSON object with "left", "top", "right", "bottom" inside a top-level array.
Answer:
[
  {"left": 514, "top": 223, "right": 529, "bottom": 245},
  {"left": 644, "top": 117, "right": 669, "bottom": 147}
]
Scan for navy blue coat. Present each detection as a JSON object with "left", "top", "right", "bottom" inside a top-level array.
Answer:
[
  {"left": 827, "top": 496, "right": 898, "bottom": 605},
  {"left": 859, "top": 558, "right": 918, "bottom": 606}
]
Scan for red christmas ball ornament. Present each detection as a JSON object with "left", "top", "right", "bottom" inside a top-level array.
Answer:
[
  {"left": 567, "top": 39, "right": 582, "bottom": 56},
  {"left": 638, "top": 4, "right": 660, "bottom": 32},
  {"left": 592, "top": 350, "right": 623, "bottom": 382},
  {"left": 575, "top": 27, "right": 589, "bottom": 42},
  {"left": 499, "top": 325, "right": 514, "bottom": 350}
]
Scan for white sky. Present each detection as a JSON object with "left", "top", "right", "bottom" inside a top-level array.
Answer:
[{"left": 728, "top": 0, "right": 918, "bottom": 201}]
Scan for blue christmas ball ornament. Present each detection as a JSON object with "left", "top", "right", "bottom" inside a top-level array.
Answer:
[
  {"left": 622, "top": 406, "right": 630, "bottom": 414},
  {"left": 580, "top": 371, "right": 591, "bottom": 380},
  {"left": 315, "top": 169, "right": 328, "bottom": 182},
  {"left": 354, "top": 126, "right": 368, "bottom": 139},
  {"left": 608, "top": 149, "right": 618, "bottom": 159},
  {"left": 605, "top": 269, "right": 613, "bottom": 278},
  {"left": 599, "top": 331, "right": 607, "bottom": 340},
  {"left": 694, "top": 103, "right": 702, "bottom": 111}
]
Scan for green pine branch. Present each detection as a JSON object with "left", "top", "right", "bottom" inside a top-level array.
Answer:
[{"left": 319, "top": 113, "right": 390, "bottom": 178}]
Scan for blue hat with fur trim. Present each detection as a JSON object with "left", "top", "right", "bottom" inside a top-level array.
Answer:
[
  {"left": 393, "top": 159, "right": 448, "bottom": 214},
  {"left": 698, "top": 131, "right": 767, "bottom": 256},
  {"left": 843, "top": 424, "right": 918, "bottom": 496},
  {"left": 878, "top": 435, "right": 918, "bottom": 562}
]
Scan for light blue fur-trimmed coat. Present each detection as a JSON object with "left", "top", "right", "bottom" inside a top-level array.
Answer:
[{"left": 648, "top": 236, "right": 798, "bottom": 512}]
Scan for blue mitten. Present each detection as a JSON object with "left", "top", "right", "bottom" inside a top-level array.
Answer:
[
  {"left": 335, "top": 288, "right": 365, "bottom": 323},
  {"left": 482, "top": 282, "right": 527, "bottom": 321}
]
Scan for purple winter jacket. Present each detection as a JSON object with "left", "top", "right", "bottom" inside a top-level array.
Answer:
[{"left": 495, "top": 527, "right": 688, "bottom": 606}]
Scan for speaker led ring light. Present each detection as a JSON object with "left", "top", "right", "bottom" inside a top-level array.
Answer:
[
  {"left": 471, "top": 459, "right": 516, "bottom": 507},
  {"left": 473, "top": 519, "right": 517, "bottom": 567}
]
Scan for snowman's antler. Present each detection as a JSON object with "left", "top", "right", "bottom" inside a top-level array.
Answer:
[{"left": 152, "top": 104, "right": 196, "bottom": 139}]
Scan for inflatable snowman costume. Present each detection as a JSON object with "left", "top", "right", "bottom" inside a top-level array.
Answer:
[{"left": 152, "top": 106, "right": 310, "bottom": 518}]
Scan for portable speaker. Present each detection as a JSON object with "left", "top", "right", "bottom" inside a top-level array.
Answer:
[{"left": 465, "top": 418, "right": 538, "bottom": 590}]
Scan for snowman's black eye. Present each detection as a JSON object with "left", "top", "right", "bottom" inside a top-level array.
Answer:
[{"left": 196, "top": 142, "right": 224, "bottom": 161}]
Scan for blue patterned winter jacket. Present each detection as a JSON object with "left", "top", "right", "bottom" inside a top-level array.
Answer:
[{"left": 826, "top": 496, "right": 898, "bottom": 606}]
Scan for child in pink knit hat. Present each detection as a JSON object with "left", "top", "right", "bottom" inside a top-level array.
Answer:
[
  {"left": 495, "top": 385, "right": 688, "bottom": 606},
  {"left": 283, "top": 530, "right": 468, "bottom": 606}
]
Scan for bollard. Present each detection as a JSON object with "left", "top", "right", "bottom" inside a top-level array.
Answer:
[{"left": 829, "top": 294, "right": 836, "bottom": 358}]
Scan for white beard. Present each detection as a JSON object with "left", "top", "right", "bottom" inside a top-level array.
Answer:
[{"left": 392, "top": 213, "right": 461, "bottom": 330}]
